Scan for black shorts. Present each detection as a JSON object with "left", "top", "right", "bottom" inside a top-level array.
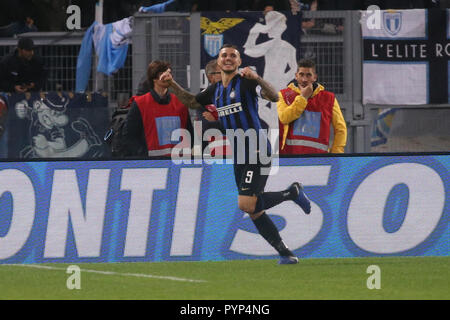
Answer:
[{"left": 234, "top": 161, "right": 271, "bottom": 196}]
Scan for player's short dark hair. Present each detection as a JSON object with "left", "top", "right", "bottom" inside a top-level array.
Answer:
[
  {"left": 297, "top": 59, "right": 316, "bottom": 72},
  {"left": 220, "top": 43, "right": 239, "bottom": 52},
  {"left": 147, "top": 60, "right": 171, "bottom": 88}
]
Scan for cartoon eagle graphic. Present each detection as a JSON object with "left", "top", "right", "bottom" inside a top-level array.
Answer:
[{"left": 200, "top": 17, "right": 245, "bottom": 34}]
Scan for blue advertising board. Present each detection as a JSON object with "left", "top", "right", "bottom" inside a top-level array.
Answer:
[{"left": 0, "top": 154, "right": 448, "bottom": 264}]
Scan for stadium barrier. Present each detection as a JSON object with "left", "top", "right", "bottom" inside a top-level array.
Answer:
[{"left": 0, "top": 154, "right": 448, "bottom": 264}]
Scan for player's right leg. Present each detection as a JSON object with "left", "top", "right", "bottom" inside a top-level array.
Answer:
[
  {"left": 234, "top": 161, "right": 311, "bottom": 215},
  {"left": 287, "top": 182, "right": 311, "bottom": 214},
  {"left": 235, "top": 162, "right": 295, "bottom": 214}
]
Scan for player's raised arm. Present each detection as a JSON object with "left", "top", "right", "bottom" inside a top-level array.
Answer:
[
  {"left": 240, "top": 67, "right": 279, "bottom": 103},
  {"left": 159, "top": 69, "right": 202, "bottom": 109}
]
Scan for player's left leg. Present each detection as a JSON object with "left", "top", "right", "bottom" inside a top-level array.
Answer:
[
  {"left": 238, "top": 195, "right": 298, "bottom": 264},
  {"left": 235, "top": 163, "right": 299, "bottom": 264}
]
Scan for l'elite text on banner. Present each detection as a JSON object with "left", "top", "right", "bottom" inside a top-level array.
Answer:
[{"left": 362, "top": 9, "right": 450, "bottom": 105}]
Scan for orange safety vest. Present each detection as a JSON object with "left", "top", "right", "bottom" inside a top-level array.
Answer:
[{"left": 134, "top": 92, "right": 188, "bottom": 157}]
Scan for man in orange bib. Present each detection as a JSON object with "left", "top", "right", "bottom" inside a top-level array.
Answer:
[{"left": 123, "top": 60, "right": 189, "bottom": 157}]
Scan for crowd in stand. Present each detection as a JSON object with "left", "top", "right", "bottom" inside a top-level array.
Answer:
[{"left": 0, "top": 0, "right": 445, "bottom": 35}]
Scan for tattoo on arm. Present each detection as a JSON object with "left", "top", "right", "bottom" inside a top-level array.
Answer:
[
  {"left": 256, "top": 76, "right": 279, "bottom": 102},
  {"left": 169, "top": 79, "right": 202, "bottom": 109}
]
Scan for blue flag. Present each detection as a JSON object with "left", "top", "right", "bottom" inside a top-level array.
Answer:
[{"left": 76, "top": 18, "right": 132, "bottom": 92}]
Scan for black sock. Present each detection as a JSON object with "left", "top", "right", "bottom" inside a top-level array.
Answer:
[
  {"left": 252, "top": 212, "right": 293, "bottom": 257},
  {"left": 254, "top": 189, "right": 292, "bottom": 213}
]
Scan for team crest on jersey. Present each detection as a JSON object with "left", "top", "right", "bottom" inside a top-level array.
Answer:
[
  {"left": 229, "top": 89, "right": 236, "bottom": 99},
  {"left": 201, "top": 17, "right": 244, "bottom": 57},
  {"left": 383, "top": 11, "right": 402, "bottom": 36}
]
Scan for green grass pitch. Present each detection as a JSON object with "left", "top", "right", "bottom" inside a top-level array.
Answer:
[{"left": 0, "top": 256, "right": 448, "bottom": 300}]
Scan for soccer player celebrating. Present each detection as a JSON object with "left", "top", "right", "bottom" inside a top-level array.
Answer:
[{"left": 160, "top": 44, "right": 311, "bottom": 264}]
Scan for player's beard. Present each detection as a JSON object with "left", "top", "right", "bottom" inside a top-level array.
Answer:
[{"left": 221, "top": 67, "right": 237, "bottom": 75}]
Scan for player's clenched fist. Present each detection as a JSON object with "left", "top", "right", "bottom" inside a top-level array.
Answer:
[{"left": 240, "top": 67, "right": 258, "bottom": 80}]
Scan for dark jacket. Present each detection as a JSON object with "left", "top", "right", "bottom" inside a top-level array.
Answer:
[{"left": 0, "top": 49, "right": 47, "bottom": 92}]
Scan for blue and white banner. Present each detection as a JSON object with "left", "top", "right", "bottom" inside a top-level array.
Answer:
[
  {"left": 200, "top": 11, "right": 302, "bottom": 131},
  {"left": 0, "top": 155, "right": 448, "bottom": 264},
  {"left": 1, "top": 92, "right": 110, "bottom": 159},
  {"left": 361, "top": 9, "right": 450, "bottom": 104}
]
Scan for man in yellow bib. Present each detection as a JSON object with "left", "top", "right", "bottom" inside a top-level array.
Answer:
[{"left": 278, "top": 59, "right": 347, "bottom": 155}]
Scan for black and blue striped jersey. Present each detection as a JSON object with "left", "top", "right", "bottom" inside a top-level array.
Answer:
[
  {"left": 195, "top": 74, "right": 271, "bottom": 162},
  {"left": 196, "top": 74, "right": 262, "bottom": 131}
]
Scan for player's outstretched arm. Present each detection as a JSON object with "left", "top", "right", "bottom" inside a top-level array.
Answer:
[
  {"left": 240, "top": 67, "right": 278, "bottom": 102},
  {"left": 160, "top": 69, "right": 202, "bottom": 109}
]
